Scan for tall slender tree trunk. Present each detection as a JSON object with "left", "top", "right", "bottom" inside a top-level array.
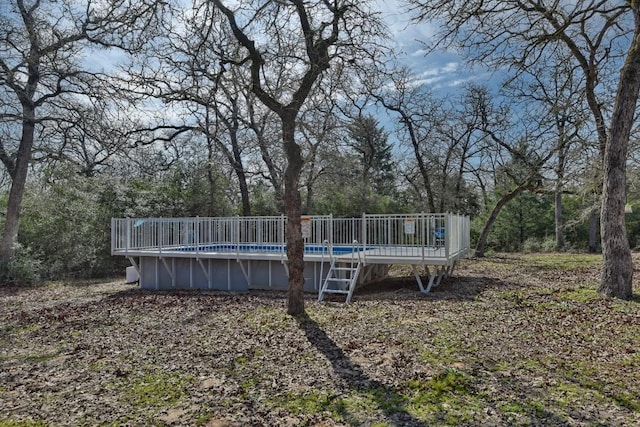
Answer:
[
  {"left": 406, "top": 116, "right": 436, "bottom": 213},
  {"left": 588, "top": 210, "right": 598, "bottom": 253},
  {"left": 206, "top": 136, "right": 219, "bottom": 216},
  {"left": 212, "top": 0, "right": 346, "bottom": 314},
  {"left": 0, "top": 109, "right": 35, "bottom": 263},
  {"left": 378, "top": 100, "right": 436, "bottom": 212},
  {"left": 599, "top": 5, "right": 640, "bottom": 300},
  {"left": 555, "top": 190, "right": 565, "bottom": 250},
  {"left": 282, "top": 118, "right": 305, "bottom": 314},
  {"left": 476, "top": 183, "right": 530, "bottom": 257},
  {"left": 555, "top": 123, "right": 566, "bottom": 251},
  {"left": 229, "top": 129, "right": 251, "bottom": 216},
  {"left": 236, "top": 165, "right": 251, "bottom": 216}
]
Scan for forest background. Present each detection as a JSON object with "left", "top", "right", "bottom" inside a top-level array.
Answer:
[{"left": 2, "top": 0, "right": 640, "bottom": 287}]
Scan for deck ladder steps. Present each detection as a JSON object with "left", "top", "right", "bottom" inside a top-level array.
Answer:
[{"left": 318, "top": 260, "right": 362, "bottom": 304}]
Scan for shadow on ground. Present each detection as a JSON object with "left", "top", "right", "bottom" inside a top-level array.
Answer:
[
  {"left": 92, "top": 270, "right": 517, "bottom": 306},
  {"left": 294, "top": 312, "right": 428, "bottom": 426},
  {"left": 350, "top": 270, "right": 523, "bottom": 303}
]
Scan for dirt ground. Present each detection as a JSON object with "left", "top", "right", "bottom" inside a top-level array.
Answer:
[{"left": 1, "top": 253, "right": 639, "bottom": 426}]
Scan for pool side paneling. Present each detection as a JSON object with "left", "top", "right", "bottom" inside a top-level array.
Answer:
[{"left": 138, "top": 256, "right": 331, "bottom": 291}]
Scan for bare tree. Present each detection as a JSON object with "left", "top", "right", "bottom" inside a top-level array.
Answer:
[
  {"left": 506, "top": 54, "right": 589, "bottom": 251},
  {"left": 432, "top": 85, "right": 493, "bottom": 214},
  {"left": 600, "top": 4, "right": 640, "bottom": 299},
  {"left": 212, "top": 0, "right": 386, "bottom": 314},
  {"left": 298, "top": 102, "right": 342, "bottom": 215},
  {"left": 467, "top": 86, "right": 557, "bottom": 257},
  {"left": 244, "top": 96, "right": 285, "bottom": 210},
  {"left": 374, "top": 68, "right": 441, "bottom": 212},
  {"left": 119, "top": 3, "right": 256, "bottom": 215},
  {"left": 33, "top": 96, "right": 141, "bottom": 177},
  {"left": 410, "top": 0, "right": 638, "bottom": 297},
  {"left": 0, "top": 0, "right": 164, "bottom": 263}
]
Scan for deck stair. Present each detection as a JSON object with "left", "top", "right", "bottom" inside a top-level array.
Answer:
[{"left": 318, "top": 240, "right": 362, "bottom": 303}]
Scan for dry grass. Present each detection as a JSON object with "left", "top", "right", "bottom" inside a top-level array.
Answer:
[{"left": 0, "top": 253, "right": 639, "bottom": 426}]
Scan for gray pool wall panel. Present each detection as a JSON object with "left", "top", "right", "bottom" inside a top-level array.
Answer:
[{"left": 138, "top": 256, "right": 332, "bottom": 291}]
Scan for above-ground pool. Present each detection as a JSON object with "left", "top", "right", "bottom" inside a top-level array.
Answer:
[
  {"left": 169, "top": 244, "right": 366, "bottom": 255},
  {"left": 112, "top": 213, "right": 471, "bottom": 294}
]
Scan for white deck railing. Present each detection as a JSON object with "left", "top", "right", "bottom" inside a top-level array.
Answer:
[{"left": 111, "top": 213, "right": 470, "bottom": 263}]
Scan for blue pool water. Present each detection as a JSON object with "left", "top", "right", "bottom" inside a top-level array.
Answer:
[
  {"left": 171, "top": 243, "right": 363, "bottom": 255},
  {"left": 172, "top": 244, "right": 363, "bottom": 255}
]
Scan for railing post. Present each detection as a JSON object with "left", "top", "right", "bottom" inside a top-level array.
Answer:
[
  {"left": 361, "top": 212, "right": 367, "bottom": 264},
  {"left": 196, "top": 216, "right": 200, "bottom": 258},
  {"left": 111, "top": 218, "right": 115, "bottom": 255},
  {"left": 386, "top": 216, "right": 391, "bottom": 246},
  {"left": 236, "top": 215, "right": 240, "bottom": 256},
  {"left": 467, "top": 215, "right": 471, "bottom": 255},
  {"left": 280, "top": 214, "right": 286, "bottom": 261},
  {"left": 420, "top": 212, "right": 425, "bottom": 264},
  {"left": 157, "top": 218, "right": 162, "bottom": 257},
  {"left": 329, "top": 213, "right": 333, "bottom": 248},
  {"left": 125, "top": 218, "right": 130, "bottom": 257},
  {"left": 444, "top": 213, "right": 450, "bottom": 259}
]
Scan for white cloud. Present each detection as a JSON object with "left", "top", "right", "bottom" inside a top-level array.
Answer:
[{"left": 374, "top": 0, "right": 438, "bottom": 53}]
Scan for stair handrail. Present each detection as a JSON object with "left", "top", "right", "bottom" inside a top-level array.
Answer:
[
  {"left": 319, "top": 239, "right": 332, "bottom": 301},
  {"left": 346, "top": 239, "right": 362, "bottom": 303},
  {"left": 351, "top": 239, "right": 361, "bottom": 270}
]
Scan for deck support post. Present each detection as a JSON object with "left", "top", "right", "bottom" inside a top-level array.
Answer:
[
  {"left": 197, "top": 258, "right": 210, "bottom": 288},
  {"left": 237, "top": 259, "right": 251, "bottom": 287},
  {"left": 434, "top": 266, "right": 445, "bottom": 287},
  {"left": 209, "top": 259, "right": 213, "bottom": 290},
  {"left": 445, "top": 262, "right": 456, "bottom": 278},
  {"left": 127, "top": 256, "right": 140, "bottom": 276},
  {"left": 412, "top": 265, "right": 427, "bottom": 293},
  {"left": 413, "top": 264, "right": 445, "bottom": 293},
  {"left": 160, "top": 257, "right": 175, "bottom": 288},
  {"left": 360, "top": 264, "right": 373, "bottom": 283}
]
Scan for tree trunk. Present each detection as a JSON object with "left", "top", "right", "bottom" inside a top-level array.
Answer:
[
  {"left": 599, "top": 5, "right": 640, "bottom": 300},
  {"left": 303, "top": 169, "right": 315, "bottom": 215},
  {"left": 236, "top": 166, "right": 251, "bottom": 216},
  {"left": 379, "top": 100, "right": 436, "bottom": 212},
  {"left": 206, "top": 138, "right": 219, "bottom": 216},
  {"left": 555, "top": 190, "right": 565, "bottom": 250},
  {"left": 212, "top": 0, "right": 346, "bottom": 313},
  {"left": 555, "top": 127, "right": 566, "bottom": 251},
  {"left": 518, "top": 205, "right": 524, "bottom": 247},
  {"left": 475, "top": 183, "right": 529, "bottom": 258},
  {"left": 588, "top": 209, "right": 598, "bottom": 253},
  {"left": 282, "top": 119, "right": 305, "bottom": 315},
  {"left": 406, "top": 115, "right": 436, "bottom": 213},
  {"left": 0, "top": 111, "right": 35, "bottom": 262}
]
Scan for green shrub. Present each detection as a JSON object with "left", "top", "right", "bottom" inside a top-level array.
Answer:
[
  {"left": 522, "top": 237, "right": 542, "bottom": 253},
  {"left": 0, "top": 244, "right": 42, "bottom": 286},
  {"left": 541, "top": 237, "right": 558, "bottom": 252}
]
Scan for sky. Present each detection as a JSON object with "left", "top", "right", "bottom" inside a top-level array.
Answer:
[
  {"left": 364, "top": 0, "right": 492, "bottom": 147},
  {"left": 78, "top": 0, "right": 496, "bottom": 102},
  {"left": 76, "top": 0, "right": 506, "bottom": 141},
  {"left": 377, "top": 0, "right": 498, "bottom": 94}
]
